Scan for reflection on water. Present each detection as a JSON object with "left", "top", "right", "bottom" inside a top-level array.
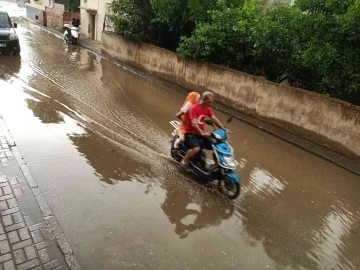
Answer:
[
  {"left": 26, "top": 98, "right": 64, "bottom": 124},
  {"left": 238, "top": 165, "right": 360, "bottom": 269},
  {"left": 77, "top": 50, "right": 96, "bottom": 72},
  {"left": 0, "top": 55, "right": 21, "bottom": 80},
  {"left": 68, "top": 131, "right": 153, "bottom": 185},
  {"left": 246, "top": 166, "right": 287, "bottom": 197},
  {"left": 310, "top": 204, "right": 360, "bottom": 270},
  {"left": 161, "top": 187, "right": 234, "bottom": 238}
]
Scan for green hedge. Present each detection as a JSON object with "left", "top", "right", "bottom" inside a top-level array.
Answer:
[{"left": 110, "top": 0, "right": 360, "bottom": 105}]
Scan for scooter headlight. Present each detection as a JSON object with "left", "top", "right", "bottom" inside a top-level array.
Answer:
[{"left": 222, "top": 156, "right": 238, "bottom": 169}]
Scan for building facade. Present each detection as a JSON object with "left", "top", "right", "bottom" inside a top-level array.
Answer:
[
  {"left": 25, "top": 0, "right": 46, "bottom": 22},
  {"left": 26, "top": 0, "right": 80, "bottom": 31},
  {"left": 79, "top": 0, "right": 113, "bottom": 42}
]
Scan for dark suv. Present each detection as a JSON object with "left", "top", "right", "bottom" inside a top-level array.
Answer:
[{"left": 0, "top": 7, "right": 20, "bottom": 54}]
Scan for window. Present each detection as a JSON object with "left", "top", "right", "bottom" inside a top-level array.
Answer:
[{"left": 0, "top": 13, "right": 12, "bottom": 28}]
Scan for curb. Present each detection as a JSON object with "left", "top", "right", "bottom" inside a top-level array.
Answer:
[
  {"left": 18, "top": 16, "right": 360, "bottom": 176},
  {"left": 0, "top": 116, "right": 81, "bottom": 270}
]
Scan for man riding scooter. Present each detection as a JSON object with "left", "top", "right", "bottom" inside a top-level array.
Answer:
[
  {"left": 65, "top": 18, "right": 80, "bottom": 40},
  {"left": 179, "top": 91, "right": 226, "bottom": 172}
]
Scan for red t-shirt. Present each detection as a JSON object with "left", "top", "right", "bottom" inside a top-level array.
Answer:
[{"left": 186, "top": 103, "right": 214, "bottom": 135}]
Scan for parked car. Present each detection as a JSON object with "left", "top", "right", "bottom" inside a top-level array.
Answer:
[{"left": 0, "top": 6, "right": 20, "bottom": 55}]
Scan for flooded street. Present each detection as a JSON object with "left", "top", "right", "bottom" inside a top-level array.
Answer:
[{"left": 1, "top": 2, "right": 360, "bottom": 269}]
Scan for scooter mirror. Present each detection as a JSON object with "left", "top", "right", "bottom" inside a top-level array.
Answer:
[{"left": 226, "top": 117, "right": 233, "bottom": 125}]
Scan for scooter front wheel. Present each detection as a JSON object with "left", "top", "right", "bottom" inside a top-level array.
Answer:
[{"left": 218, "top": 179, "right": 240, "bottom": 200}]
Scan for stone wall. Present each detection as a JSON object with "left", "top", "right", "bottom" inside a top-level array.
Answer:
[
  {"left": 101, "top": 32, "right": 360, "bottom": 159},
  {"left": 45, "top": 9, "right": 80, "bottom": 32},
  {"left": 63, "top": 12, "right": 80, "bottom": 24},
  {"left": 38, "top": 10, "right": 47, "bottom": 26},
  {"left": 45, "top": 8, "right": 63, "bottom": 32}
]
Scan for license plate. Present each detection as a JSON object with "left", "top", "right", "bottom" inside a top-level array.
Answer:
[{"left": 0, "top": 44, "right": 6, "bottom": 47}]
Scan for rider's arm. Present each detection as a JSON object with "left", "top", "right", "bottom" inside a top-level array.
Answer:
[
  {"left": 175, "top": 110, "right": 184, "bottom": 120},
  {"left": 176, "top": 102, "right": 191, "bottom": 120},
  {"left": 191, "top": 119, "right": 206, "bottom": 136},
  {"left": 210, "top": 114, "right": 225, "bottom": 129}
]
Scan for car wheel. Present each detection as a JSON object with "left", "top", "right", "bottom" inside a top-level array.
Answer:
[{"left": 13, "top": 47, "right": 20, "bottom": 55}]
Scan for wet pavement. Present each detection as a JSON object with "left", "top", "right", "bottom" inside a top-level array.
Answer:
[
  {"left": 0, "top": 116, "right": 73, "bottom": 270},
  {"left": 1, "top": 1, "right": 360, "bottom": 269}
]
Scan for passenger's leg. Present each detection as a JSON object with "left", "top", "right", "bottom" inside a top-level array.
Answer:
[
  {"left": 179, "top": 131, "right": 186, "bottom": 144},
  {"left": 174, "top": 122, "right": 185, "bottom": 148},
  {"left": 181, "top": 134, "right": 201, "bottom": 170},
  {"left": 183, "top": 147, "right": 201, "bottom": 164}
]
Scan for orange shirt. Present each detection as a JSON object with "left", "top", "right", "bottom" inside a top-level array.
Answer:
[{"left": 177, "top": 92, "right": 200, "bottom": 133}]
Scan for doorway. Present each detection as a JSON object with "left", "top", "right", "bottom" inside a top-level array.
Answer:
[{"left": 89, "top": 14, "right": 95, "bottom": 40}]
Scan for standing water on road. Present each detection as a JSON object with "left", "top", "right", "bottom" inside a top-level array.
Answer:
[{"left": 1, "top": 5, "right": 360, "bottom": 269}]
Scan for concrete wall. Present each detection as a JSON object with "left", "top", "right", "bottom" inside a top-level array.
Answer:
[
  {"left": 53, "top": 3, "right": 65, "bottom": 12},
  {"left": 45, "top": 8, "right": 63, "bottom": 31},
  {"left": 79, "top": 8, "right": 88, "bottom": 38},
  {"left": 63, "top": 11, "right": 80, "bottom": 23},
  {"left": 45, "top": 9, "right": 80, "bottom": 32},
  {"left": 101, "top": 32, "right": 360, "bottom": 159},
  {"left": 26, "top": 5, "right": 39, "bottom": 21}
]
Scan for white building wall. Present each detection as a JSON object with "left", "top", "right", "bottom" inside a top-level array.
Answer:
[
  {"left": 80, "top": 7, "right": 89, "bottom": 38},
  {"left": 80, "top": 0, "right": 111, "bottom": 41},
  {"left": 26, "top": 0, "right": 46, "bottom": 11}
]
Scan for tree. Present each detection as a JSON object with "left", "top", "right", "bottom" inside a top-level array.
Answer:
[
  {"left": 69, "top": 0, "right": 80, "bottom": 12},
  {"left": 109, "top": 0, "right": 164, "bottom": 44},
  {"left": 177, "top": 0, "right": 263, "bottom": 71},
  {"left": 150, "top": 0, "right": 244, "bottom": 48},
  {"left": 250, "top": 5, "right": 307, "bottom": 81},
  {"left": 293, "top": 0, "right": 360, "bottom": 102}
]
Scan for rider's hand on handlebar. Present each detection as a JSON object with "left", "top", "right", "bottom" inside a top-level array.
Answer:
[{"left": 224, "top": 128, "right": 232, "bottom": 134}]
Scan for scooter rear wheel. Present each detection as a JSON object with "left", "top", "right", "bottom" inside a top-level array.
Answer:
[{"left": 218, "top": 179, "right": 240, "bottom": 200}]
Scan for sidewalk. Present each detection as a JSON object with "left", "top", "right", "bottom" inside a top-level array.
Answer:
[{"left": 0, "top": 116, "right": 80, "bottom": 270}]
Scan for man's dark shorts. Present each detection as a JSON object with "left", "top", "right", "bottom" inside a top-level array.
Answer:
[{"left": 185, "top": 133, "right": 212, "bottom": 150}]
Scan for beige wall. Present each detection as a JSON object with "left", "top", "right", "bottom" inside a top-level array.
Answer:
[
  {"left": 79, "top": 8, "right": 89, "bottom": 38},
  {"left": 80, "top": 0, "right": 108, "bottom": 41},
  {"left": 101, "top": 32, "right": 360, "bottom": 159},
  {"left": 26, "top": 0, "right": 46, "bottom": 11}
]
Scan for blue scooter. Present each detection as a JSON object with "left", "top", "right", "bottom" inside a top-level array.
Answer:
[{"left": 169, "top": 117, "right": 241, "bottom": 200}]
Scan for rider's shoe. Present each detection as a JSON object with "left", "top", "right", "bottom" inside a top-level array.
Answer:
[{"left": 179, "top": 161, "right": 192, "bottom": 172}]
